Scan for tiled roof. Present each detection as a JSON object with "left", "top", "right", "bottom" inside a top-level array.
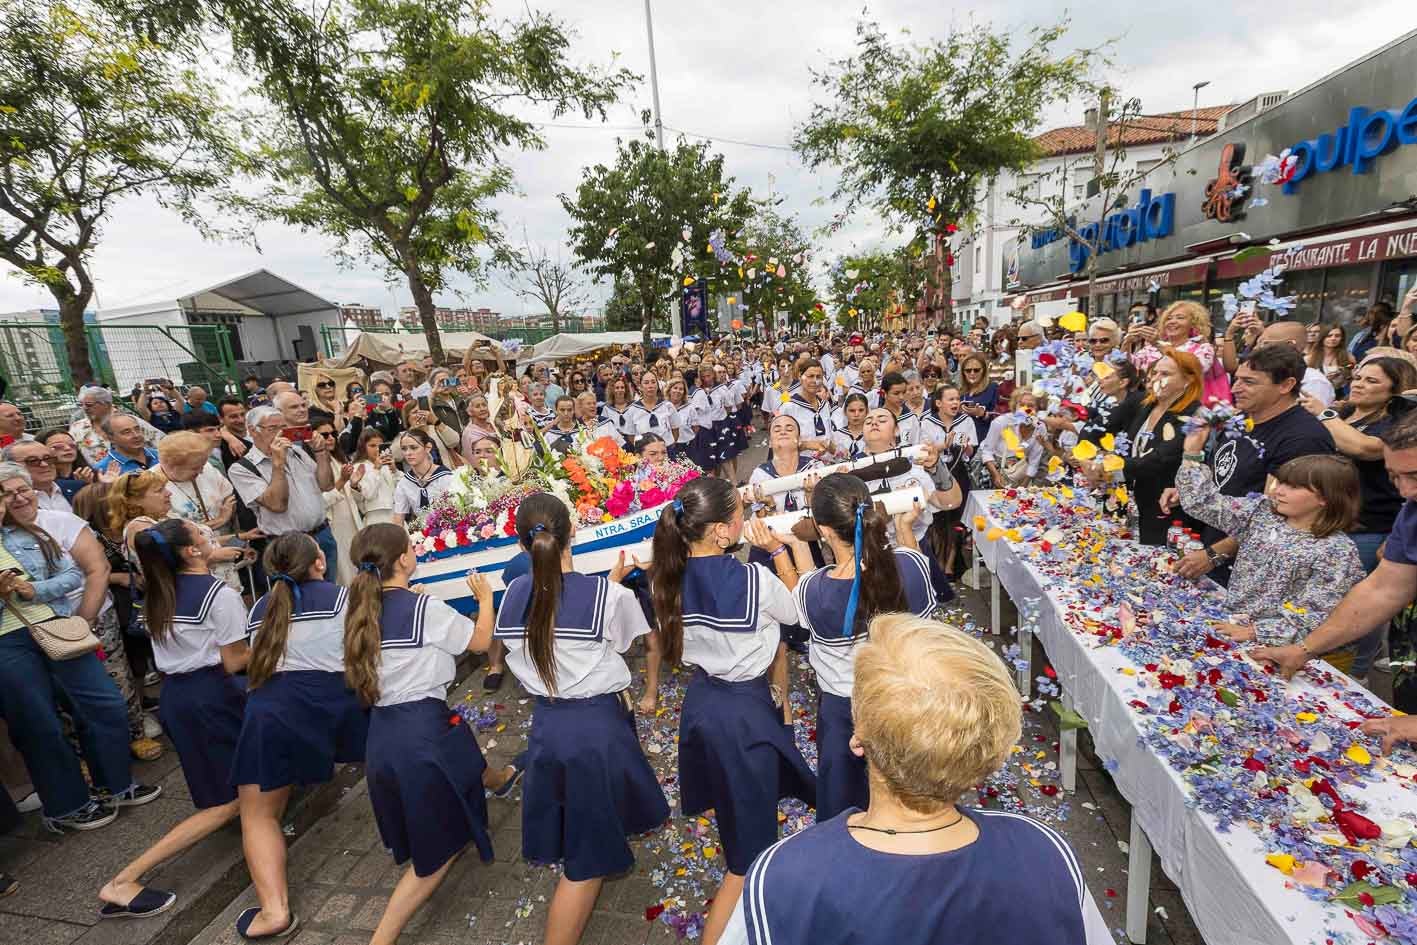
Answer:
[{"left": 1032, "top": 105, "right": 1237, "bottom": 157}]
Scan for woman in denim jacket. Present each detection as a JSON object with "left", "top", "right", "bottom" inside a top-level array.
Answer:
[{"left": 0, "top": 462, "right": 160, "bottom": 832}]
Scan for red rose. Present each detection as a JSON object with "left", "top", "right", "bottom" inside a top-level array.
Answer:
[{"left": 432, "top": 538, "right": 446, "bottom": 551}]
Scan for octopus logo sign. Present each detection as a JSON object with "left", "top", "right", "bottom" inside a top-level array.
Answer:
[{"left": 1203, "top": 142, "right": 1252, "bottom": 223}]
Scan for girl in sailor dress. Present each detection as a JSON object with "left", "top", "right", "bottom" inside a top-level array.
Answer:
[
  {"left": 628, "top": 371, "right": 679, "bottom": 451},
  {"left": 664, "top": 378, "right": 698, "bottom": 464},
  {"left": 708, "top": 365, "right": 741, "bottom": 477},
  {"left": 919, "top": 386, "right": 980, "bottom": 576},
  {"left": 829, "top": 392, "right": 870, "bottom": 460},
  {"left": 493, "top": 494, "right": 668, "bottom": 945},
  {"left": 98, "top": 518, "right": 250, "bottom": 920},
  {"left": 650, "top": 477, "right": 817, "bottom": 944},
  {"left": 391, "top": 430, "right": 455, "bottom": 527},
  {"left": 598, "top": 376, "right": 638, "bottom": 444},
  {"left": 777, "top": 360, "right": 834, "bottom": 458},
  {"left": 792, "top": 474, "right": 937, "bottom": 821},
  {"left": 342, "top": 523, "right": 520, "bottom": 944},
  {"left": 229, "top": 532, "right": 370, "bottom": 939},
  {"left": 729, "top": 363, "right": 753, "bottom": 455},
  {"left": 684, "top": 371, "right": 717, "bottom": 469},
  {"left": 699, "top": 371, "right": 731, "bottom": 472}
]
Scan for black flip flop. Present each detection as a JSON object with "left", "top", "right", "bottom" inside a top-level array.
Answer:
[
  {"left": 99, "top": 888, "right": 176, "bottom": 919},
  {"left": 482, "top": 671, "right": 505, "bottom": 692},
  {"left": 236, "top": 907, "right": 300, "bottom": 940},
  {"left": 490, "top": 760, "right": 525, "bottom": 799}
]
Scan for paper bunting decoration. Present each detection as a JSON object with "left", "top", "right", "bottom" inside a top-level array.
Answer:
[
  {"left": 1058, "top": 311, "right": 1087, "bottom": 333},
  {"left": 1000, "top": 426, "right": 1023, "bottom": 457},
  {"left": 644, "top": 241, "right": 655, "bottom": 250},
  {"left": 1100, "top": 433, "right": 1116, "bottom": 451},
  {"left": 682, "top": 276, "right": 695, "bottom": 287},
  {"left": 727, "top": 296, "right": 737, "bottom": 305},
  {"left": 1265, "top": 853, "right": 1296, "bottom": 875},
  {"left": 1072, "top": 440, "right": 1099, "bottom": 461},
  {"left": 1101, "top": 454, "right": 1125, "bottom": 474},
  {"left": 681, "top": 226, "right": 691, "bottom": 242},
  {"left": 777, "top": 264, "right": 787, "bottom": 278},
  {"left": 731, "top": 319, "right": 743, "bottom": 330}
]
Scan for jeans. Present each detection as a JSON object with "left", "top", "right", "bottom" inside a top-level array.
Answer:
[
  {"left": 0, "top": 629, "right": 133, "bottom": 818},
  {"left": 1350, "top": 532, "right": 1387, "bottom": 677},
  {"left": 311, "top": 524, "right": 339, "bottom": 580}
]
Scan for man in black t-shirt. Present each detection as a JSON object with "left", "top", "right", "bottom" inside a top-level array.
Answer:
[{"left": 1163, "top": 345, "right": 1333, "bottom": 585}]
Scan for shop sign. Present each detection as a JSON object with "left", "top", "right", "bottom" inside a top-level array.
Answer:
[{"left": 1283, "top": 97, "right": 1417, "bottom": 193}]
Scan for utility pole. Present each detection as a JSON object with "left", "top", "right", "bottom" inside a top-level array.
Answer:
[{"left": 643, "top": 0, "right": 675, "bottom": 338}]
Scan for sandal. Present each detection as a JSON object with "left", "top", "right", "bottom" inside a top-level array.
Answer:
[
  {"left": 130, "top": 738, "right": 164, "bottom": 762},
  {"left": 99, "top": 887, "right": 176, "bottom": 919},
  {"left": 236, "top": 907, "right": 300, "bottom": 940}
]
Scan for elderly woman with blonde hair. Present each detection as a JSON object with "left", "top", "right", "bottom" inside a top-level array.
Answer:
[
  {"left": 1127, "top": 301, "right": 1230, "bottom": 405},
  {"left": 714, "top": 614, "right": 1111, "bottom": 945},
  {"left": 158, "top": 432, "right": 252, "bottom": 589}
]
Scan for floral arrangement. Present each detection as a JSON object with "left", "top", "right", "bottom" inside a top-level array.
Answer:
[
  {"left": 976, "top": 488, "right": 1417, "bottom": 943},
  {"left": 411, "top": 432, "right": 701, "bottom": 556}
]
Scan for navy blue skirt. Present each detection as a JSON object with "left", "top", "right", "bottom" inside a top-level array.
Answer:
[
  {"left": 678, "top": 670, "right": 816, "bottom": 874},
  {"left": 160, "top": 665, "right": 246, "bottom": 809},
  {"left": 687, "top": 427, "right": 713, "bottom": 470},
  {"left": 366, "top": 698, "right": 493, "bottom": 877},
  {"left": 231, "top": 670, "right": 370, "bottom": 791},
  {"left": 815, "top": 692, "right": 867, "bottom": 822},
  {"left": 522, "top": 692, "right": 669, "bottom": 881}
]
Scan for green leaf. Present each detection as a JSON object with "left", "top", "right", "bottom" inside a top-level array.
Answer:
[
  {"left": 1332, "top": 881, "right": 1402, "bottom": 906},
  {"left": 1216, "top": 688, "right": 1239, "bottom": 708},
  {"left": 1231, "top": 246, "right": 1274, "bottom": 264},
  {"left": 1050, "top": 701, "right": 1089, "bottom": 732}
]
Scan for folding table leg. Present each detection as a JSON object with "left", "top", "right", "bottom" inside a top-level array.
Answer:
[
  {"left": 990, "top": 570, "right": 1001, "bottom": 636},
  {"left": 1126, "top": 816, "right": 1153, "bottom": 944},
  {"left": 1059, "top": 690, "right": 1077, "bottom": 793}
]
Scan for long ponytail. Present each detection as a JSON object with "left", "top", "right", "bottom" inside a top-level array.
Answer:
[
  {"left": 810, "top": 474, "right": 906, "bottom": 636},
  {"left": 650, "top": 476, "right": 739, "bottom": 665},
  {"left": 515, "top": 493, "right": 572, "bottom": 694},
  {"left": 248, "top": 533, "right": 321, "bottom": 690},
  {"left": 131, "top": 518, "right": 197, "bottom": 643},
  {"left": 344, "top": 523, "right": 409, "bottom": 706}
]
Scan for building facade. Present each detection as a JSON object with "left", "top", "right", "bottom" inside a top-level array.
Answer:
[
  {"left": 1002, "top": 32, "right": 1417, "bottom": 330},
  {"left": 953, "top": 99, "right": 1291, "bottom": 329}
]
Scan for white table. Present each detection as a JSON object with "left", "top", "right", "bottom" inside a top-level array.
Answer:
[{"left": 964, "top": 489, "right": 1410, "bottom": 945}]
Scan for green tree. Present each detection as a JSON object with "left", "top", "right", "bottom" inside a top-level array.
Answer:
[
  {"left": 827, "top": 248, "right": 921, "bottom": 332},
  {"left": 715, "top": 205, "right": 816, "bottom": 337},
  {"left": 561, "top": 129, "right": 754, "bottom": 345},
  {"left": 0, "top": 0, "right": 239, "bottom": 385},
  {"left": 795, "top": 17, "right": 1098, "bottom": 329},
  {"left": 509, "top": 240, "right": 588, "bottom": 336},
  {"left": 222, "top": 0, "right": 632, "bottom": 365}
]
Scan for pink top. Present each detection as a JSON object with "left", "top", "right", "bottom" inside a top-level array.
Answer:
[{"left": 1131, "top": 336, "right": 1215, "bottom": 373}]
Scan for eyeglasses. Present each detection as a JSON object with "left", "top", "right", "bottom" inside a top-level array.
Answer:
[
  {"left": 20, "top": 456, "right": 53, "bottom": 467},
  {"left": 0, "top": 485, "right": 33, "bottom": 500},
  {"left": 962, "top": 367, "right": 984, "bottom": 374}
]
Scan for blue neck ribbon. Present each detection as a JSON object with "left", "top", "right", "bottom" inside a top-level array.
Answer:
[
  {"left": 270, "top": 572, "right": 303, "bottom": 613},
  {"left": 841, "top": 502, "right": 866, "bottom": 638}
]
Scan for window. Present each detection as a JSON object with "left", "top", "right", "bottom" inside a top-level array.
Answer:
[
  {"left": 1135, "top": 158, "right": 1161, "bottom": 175},
  {"left": 1319, "top": 264, "right": 1375, "bottom": 327},
  {"left": 974, "top": 244, "right": 983, "bottom": 275}
]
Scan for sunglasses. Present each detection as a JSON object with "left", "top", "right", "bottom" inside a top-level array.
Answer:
[{"left": 316, "top": 380, "right": 335, "bottom": 389}]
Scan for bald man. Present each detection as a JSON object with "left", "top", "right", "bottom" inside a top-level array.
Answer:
[{"left": 1258, "top": 321, "right": 1335, "bottom": 406}]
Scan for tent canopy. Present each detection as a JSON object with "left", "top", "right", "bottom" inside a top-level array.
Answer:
[
  {"left": 526, "top": 331, "right": 669, "bottom": 364},
  {"left": 178, "top": 269, "right": 339, "bottom": 318},
  {"left": 328, "top": 330, "right": 506, "bottom": 369}
]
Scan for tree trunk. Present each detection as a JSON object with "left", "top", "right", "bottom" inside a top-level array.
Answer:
[
  {"left": 640, "top": 292, "right": 654, "bottom": 348},
  {"left": 929, "top": 231, "right": 955, "bottom": 332},
  {"left": 56, "top": 289, "right": 95, "bottom": 387},
  {"left": 403, "top": 259, "right": 445, "bottom": 366}
]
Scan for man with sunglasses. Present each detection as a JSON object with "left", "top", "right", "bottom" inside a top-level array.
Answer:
[{"left": 2, "top": 441, "right": 75, "bottom": 511}]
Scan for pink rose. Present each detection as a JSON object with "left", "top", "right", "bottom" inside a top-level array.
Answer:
[
  {"left": 479, "top": 522, "right": 496, "bottom": 540},
  {"left": 641, "top": 486, "right": 668, "bottom": 508},
  {"left": 605, "top": 479, "right": 636, "bottom": 518}
]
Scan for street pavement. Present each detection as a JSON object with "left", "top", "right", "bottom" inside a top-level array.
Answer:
[{"left": 0, "top": 434, "right": 1210, "bottom": 945}]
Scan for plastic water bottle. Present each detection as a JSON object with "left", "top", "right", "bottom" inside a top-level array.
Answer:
[{"left": 1166, "top": 520, "right": 1184, "bottom": 552}]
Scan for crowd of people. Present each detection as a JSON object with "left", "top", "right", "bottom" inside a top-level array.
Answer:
[{"left": 0, "top": 292, "right": 1416, "bottom": 943}]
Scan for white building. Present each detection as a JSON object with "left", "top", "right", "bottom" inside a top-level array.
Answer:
[{"left": 951, "top": 99, "right": 1283, "bottom": 329}]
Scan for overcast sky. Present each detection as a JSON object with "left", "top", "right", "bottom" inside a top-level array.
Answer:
[{"left": 3, "top": 1, "right": 1415, "bottom": 320}]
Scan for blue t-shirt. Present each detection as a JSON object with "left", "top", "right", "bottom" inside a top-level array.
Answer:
[
  {"left": 1383, "top": 501, "right": 1417, "bottom": 566},
  {"left": 183, "top": 401, "right": 219, "bottom": 416},
  {"left": 97, "top": 447, "right": 160, "bottom": 475}
]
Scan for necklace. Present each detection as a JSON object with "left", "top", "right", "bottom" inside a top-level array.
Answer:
[{"left": 847, "top": 810, "right": 965, "bottom": 836}]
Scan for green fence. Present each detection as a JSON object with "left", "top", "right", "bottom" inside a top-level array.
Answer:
[
  {"left": 0, "top": 321, "right": 239, "bottom": 433},
  {"left": 321, "top": 323, "right": 562, "bottom": 359}
]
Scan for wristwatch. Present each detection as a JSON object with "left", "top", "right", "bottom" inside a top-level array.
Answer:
[
  {"left": 1316, "top": 408, "right": 1339, "bottom": 422},
  {"left": 1204, "top": 545, "right": 1229, "bottom": 567}
]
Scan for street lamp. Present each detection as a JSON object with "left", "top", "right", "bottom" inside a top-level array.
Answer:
[{"left": 1190, "top": 80, "right": 1211, "bottom": 143}]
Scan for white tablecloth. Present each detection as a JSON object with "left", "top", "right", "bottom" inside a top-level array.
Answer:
[{"left": 965, "top": 489, "right": 1410, "bottom": 945}]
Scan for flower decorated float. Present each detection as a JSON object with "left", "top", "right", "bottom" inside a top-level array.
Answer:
[{"left": 408, "top": 431, "right": 702, "bottom": 612}]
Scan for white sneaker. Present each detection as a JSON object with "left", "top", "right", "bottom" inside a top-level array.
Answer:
[
  {"left": 16, "top": 792, "right": 41, "bottom": 813},
  {"left": 142, "top": 715, "right": 163, "bottom": 739}
]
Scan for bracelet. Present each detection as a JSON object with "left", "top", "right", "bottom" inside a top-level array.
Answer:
[
  {"left": 1182, "top": 451, "right": 1206, "bottom": 463},
  {"left": 769, "top": 545, "right": 789, "bottom": 558}
]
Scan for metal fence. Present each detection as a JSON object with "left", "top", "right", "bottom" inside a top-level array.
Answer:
[{"left": 0, "top": 321, "right": 239, "bottom": 433}]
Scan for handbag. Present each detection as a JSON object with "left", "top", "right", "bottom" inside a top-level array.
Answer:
[{"left": 6, "top": 594, "right": 100, "bottom": 661}]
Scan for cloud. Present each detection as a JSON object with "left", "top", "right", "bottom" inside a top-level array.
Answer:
[{"left": 3, "top": 0, "right": 1414, "bottom": 320}]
